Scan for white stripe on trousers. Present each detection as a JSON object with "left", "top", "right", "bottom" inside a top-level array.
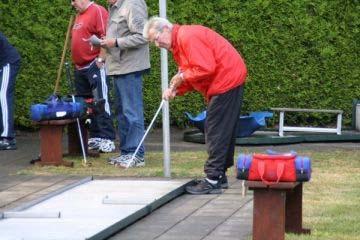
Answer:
[
  {"left": 99, "top": 67, "right": 110, "bottom": 115},
  {"left": 1, "top": 64, "right": 10, "bottom": 137}
]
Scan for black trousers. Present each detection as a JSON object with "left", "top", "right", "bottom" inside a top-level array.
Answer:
[
  {"left": 74, "top": 62, "right": 115, "bottom": 140},
  {"left": 0, "top": 60, "right": 20, "bottom": 139},
  {"left": 204, "top": 84, "right": 244, "bottom": 180}
]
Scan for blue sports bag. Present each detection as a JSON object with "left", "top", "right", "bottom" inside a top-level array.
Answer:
[{"left": 30, "top": 95, "right": 84, "bottom": 122}]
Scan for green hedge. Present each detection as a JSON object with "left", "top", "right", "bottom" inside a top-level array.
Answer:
[{"left": 0, "top": 0, "right": 359, "bottom": 129}]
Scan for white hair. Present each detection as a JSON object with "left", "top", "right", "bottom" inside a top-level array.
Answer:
[{"left": 143, "top": 16, "right": 173, "bottom": 39}]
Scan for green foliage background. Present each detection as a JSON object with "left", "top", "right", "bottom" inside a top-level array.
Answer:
[{"left": 0, "top": 0, "right": 359, "bottom": 129}]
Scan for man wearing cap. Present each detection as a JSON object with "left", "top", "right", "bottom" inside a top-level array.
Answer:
[
  {"left": 71, "top": 0, "right": 116, "bottom": 153},
  {"left": 143, "top": 17, "right": 247, "bottom": 194}
]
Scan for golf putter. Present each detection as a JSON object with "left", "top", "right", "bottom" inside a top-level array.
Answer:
[
  {"left": 125, "top": 100, "right": 165, "bottom": 169},
  {"left": 65, "top": 62, "right": 88, "bottom": 166}
]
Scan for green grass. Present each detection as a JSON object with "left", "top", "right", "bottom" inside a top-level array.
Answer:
[
  {"left": 18, "top": 151, "right": 210, "bottom": 178},
  {"left": 286, "top": 150, "right": 360, "bottom": 240},
  {"left": 18, "top": 149, "right": 360, "bottom": 239}
]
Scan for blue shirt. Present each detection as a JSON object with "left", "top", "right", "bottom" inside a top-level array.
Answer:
[{"left": 0, "top": 31, "right": 20, "bottom": 66}]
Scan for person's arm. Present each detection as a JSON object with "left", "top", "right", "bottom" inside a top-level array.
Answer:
[
  {"left": 96, "top": 48, "right": 107, "bottom": 68},
  {"left": 95, "top": 7, "right": 109, "bottom": 68},
  {"left": 163, "top": 72, "right": 195, "bottom": 101},
  {"left": 0, "top": 32, "right": 5, "bottom": 50},
  {"left": 116, "top": 3, "right": 148, "bottom": 49},
  {"left": 164, "top": 31, "right": 215, "bottom": 99},
  {"left": 100, "top": 3, "right": 148, "bottom": 49},
  {"left": 180, "top": 32, "right": 216, "bottom": 83},
  {"left": 95, "top": 6, "right": 108, "bottom": 39},
  {"left": 162, "top": 73, "right": 181, "bottom": 101}
]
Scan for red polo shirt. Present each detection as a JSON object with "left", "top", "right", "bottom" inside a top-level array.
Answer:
[
  {"left": 71, "top": 3, "right": 108, "bottom": 68},
  {"left": 171, "top": 24, "right": 247, "bottom": 101}
]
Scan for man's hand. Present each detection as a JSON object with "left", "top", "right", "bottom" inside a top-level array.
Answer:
[
  {"left": 100, "top": 38, "right": 117, "bottom": 48},
  {"left": 95, "top": 57, "right": 105, "bottom": 69},
  {"left": 169, "top": 73, "right": 183, "bottom": 89},
  {"left": 163, "top": 73, "right": 184, "bottom": 100},
  {"left": 96, "top": 61, "right": 105, "bottom": 69},
  {"left": 162, "top": 88, "right": 177, "bottom": 101}
]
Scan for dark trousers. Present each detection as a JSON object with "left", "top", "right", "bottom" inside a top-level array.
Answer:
[
  {"left": 204, "top": 84, "right": 244, "bottom": 180},
  {"left": 0, "top": 61, "right": 20, "bottom": 139},
  {"left": 74, "top": 62, "right": 115, "bottom": 140}
]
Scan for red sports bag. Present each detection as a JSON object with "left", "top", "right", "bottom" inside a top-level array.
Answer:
[{"left": 248, "top": 153, "right": 297, "bottom": 185}]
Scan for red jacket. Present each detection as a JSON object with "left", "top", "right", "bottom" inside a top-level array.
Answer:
[
  {"left": 71, "top": 3, "right": 108, "bottom": 68},
  {"left": 171, "top": 24, "right": 247, "bottom": 101}
]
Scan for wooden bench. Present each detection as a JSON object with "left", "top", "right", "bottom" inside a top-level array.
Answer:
[
  {"left": 271, "top": 108, "right": 343, "bottom": 137},
  {"left": 34, "top": 119, "right": 97, "bottom": 167},
  {"left": 35, "top": 119, "right": 76, "bottom": 167},
  {"left": 246, "top": 181, "right": 310, "bottom": 240}
]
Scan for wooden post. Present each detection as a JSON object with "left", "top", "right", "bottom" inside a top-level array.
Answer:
[
  {"left": 253, "top": 189, "right": 286, "bottom": 240},
  {"left": 246, "top": 181, "right": 311, "bottom": 240},
  {"left": 67, "top": 121, "right": 99, "bottom": 158},
  {"left": 285, "top": 184, "right": 311, "bottom": 234},
  {"left": 37, "top": 119, "right": 75, "bottom": 167}
]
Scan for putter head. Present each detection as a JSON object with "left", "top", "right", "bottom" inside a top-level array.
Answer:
[{"left": 82, "top": 161, "right": 92, "bottom": 167}]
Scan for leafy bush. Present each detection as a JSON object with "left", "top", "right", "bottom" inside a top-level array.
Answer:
[{"left": 0, "top": 0, "right": 359, "bottom": 129}]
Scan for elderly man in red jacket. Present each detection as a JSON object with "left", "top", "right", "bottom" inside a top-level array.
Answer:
[{"left": 143, "top": 17, "right": 247, "bottom": 194}]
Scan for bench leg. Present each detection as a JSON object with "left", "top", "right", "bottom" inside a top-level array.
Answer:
[
  {"left": 67, "top": 122, "right": 100, "bottom": 158},
  {"left": 279, "top": 111, "right": 284, "bottom": 137},
  {"left": 39, "top": 124, "right": 63, "bottom": 165},
  {"left": 336, "top": 114, "right": 342, "bottom": 135},
  {"left": 253, "top": 189, "right": 286, "bottom": 240},
  {"left": 285, "top": 183, "right": 311, "bottom": 234},
  {"left": 68, "top": 121, "right": 87, "bottom": 156}
]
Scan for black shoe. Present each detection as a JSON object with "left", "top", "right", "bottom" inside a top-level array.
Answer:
[
  {"left": 193, "top": 175, "right": 228, "bottom": 189},
  {"left": 219, "top": 175, "right": 229, "bottom": 189},
  {"left": 186, "top": 178, "right": 222, "bottom": 195},
  {"left": 0, "top": 138, "right": 17, "bottom": 150}
]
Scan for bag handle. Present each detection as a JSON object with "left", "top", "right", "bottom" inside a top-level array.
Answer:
[
  {"left": 45, "top": 94, "right": 64, "bottom": 107},
  {"left": 266, "top": 149, "right": 297, "bottom": 156},
  {"left": 254, "top": 153, "right": 295, "bottom": 160},
  {"left": 258, "top": 161, "right": 285, "bottom": 185}
]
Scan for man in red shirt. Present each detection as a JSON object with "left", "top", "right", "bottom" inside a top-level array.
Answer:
[
  {"left": 71, "top": 0, "right": 115, "bottom": 153},
  {"left": 143, "top": 17, "right": 247, "bottom": 194}
]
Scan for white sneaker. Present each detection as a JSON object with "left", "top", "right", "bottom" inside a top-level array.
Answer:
[
  {"left": 116, "top": 155, "right": 145, "bottom": 168},
  {"left": 108, "top": 155, "right": 125, "bottom": 165},
  {"left": 88, "top": 138, "right": 102, "bottom": 150},
  {"left": 99, "top": 139, "right": 115, "bottom": 153}
]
